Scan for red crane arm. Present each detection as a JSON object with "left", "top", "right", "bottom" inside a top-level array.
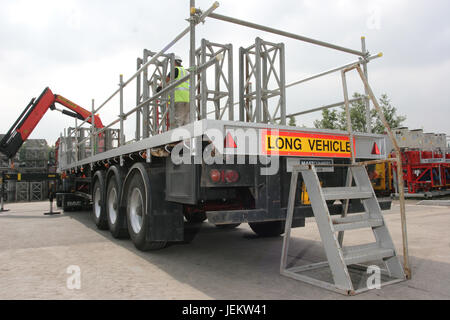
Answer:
[
  {"left": 0, "top": 87, "right": 104, "bottom": 159},
  {"left": 54, "top": 94, "right": 104, "bottom": 129}
]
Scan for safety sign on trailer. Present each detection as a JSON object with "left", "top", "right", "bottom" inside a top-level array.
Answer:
[{"left": 261, "top": 129, "right": 354, "bottom": 158}]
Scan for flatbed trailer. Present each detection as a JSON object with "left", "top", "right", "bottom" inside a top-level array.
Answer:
[
  {"left": 52, "top": 1, "right": 395, "bottom": 252},
  {"left": 57, "top": 119, "right": 390, "bottom": 249},
  {"left": 60, "top": 120, "right": 390, "bottom": 226}
]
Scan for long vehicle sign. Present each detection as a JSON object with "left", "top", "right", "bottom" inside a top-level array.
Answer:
[{"left": 261, "top": 130, "right": 354, "bottom": 158}]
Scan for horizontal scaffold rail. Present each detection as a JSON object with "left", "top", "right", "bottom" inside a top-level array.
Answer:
[{"left": 208, "top": 13, "right": 365, "bottom": 57}]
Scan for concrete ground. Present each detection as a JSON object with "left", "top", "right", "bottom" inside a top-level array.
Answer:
[{"left": 0, "top": 200, "right": 449, "bottom": 300}]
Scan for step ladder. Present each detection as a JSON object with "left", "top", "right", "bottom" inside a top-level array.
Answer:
[{"left": 280, "top": 164, "right": 406, "bottom": 295}]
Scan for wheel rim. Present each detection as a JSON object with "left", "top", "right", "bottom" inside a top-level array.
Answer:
[
  {"left": 107, "top": 185, "right": 118, "bottom": 224},
  {"left": 129, "top": 187, "right": 144, "bottom": 234},
  {"left": 94, "top": 187, "right": 101, "bottom": 219}
]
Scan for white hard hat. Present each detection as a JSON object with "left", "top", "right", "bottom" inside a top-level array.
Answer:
[{"left": 175, "top": 55, "right": 182, "bottom": 62}]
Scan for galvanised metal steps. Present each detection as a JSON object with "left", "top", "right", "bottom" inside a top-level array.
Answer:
[{"left": 280, "top": 164, "right": 406, "bottom": 295}]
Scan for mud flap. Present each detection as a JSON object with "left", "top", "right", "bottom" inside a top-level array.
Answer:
[
  {"left": 165, "top": 157, "right": 199, "bottom": 205},
  {"left": 146, "top": 166, "right": 184, "bottom": 242}
]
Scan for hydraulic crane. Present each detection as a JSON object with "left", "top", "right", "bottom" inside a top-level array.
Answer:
[{"left": 0, "top": 87, "right": 104, "bottom": 159}]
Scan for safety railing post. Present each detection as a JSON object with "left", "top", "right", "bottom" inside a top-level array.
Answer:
[
  {"left": 189, "top": 0, "right": 196, "bottom": 125},
  {"left": 75, "top": 118, "right": 79, "bottom": 164},
  {"left": 255, "top": 37, "right": 262, "bottom": 123},
  {"left": 63, "top": 128, "right": 67, "bottom": 165},
  {"left": 119, "top": 74, "right": 125, "bottom": 146},
  {"left": 361, "top": 37, "right": 372, "bottom": 133},
  {"left": 59, "top": 133, "right": 63, "bottom": 170},
  {"left": 168, "top": 54, "right": 176, "bottom": 132},
  {"left": 340, "top": 70, "right": 356, "bottom": 164},
  {"left": 238, "top": 47, "right": 245, "bottom": 122},
  {"left": 354, "top": 64, "right": 411, "bottom": 280},
  {"left": 143, "top": 50, "right": 150, "bottom": 138},
  {"left": 189, "top": 0, "right": 200, "bottom": 161},
  {"left": 279, "top": 42, "right": 286, "bottom": 125},
  {"left": 136, "top": 58, "right": 142, "bottom": 141},
  {"left": 261, "top": 41, "right": 268, "bottom": 123},
  {"left": 227, "top": 43, "right": 234, "bottom": 121},
  {"left": 200, "top": 39, "right": 207, "bottom": 119},
  {"left": 91, "top": 99, "right": 95, "bottom": 158}
]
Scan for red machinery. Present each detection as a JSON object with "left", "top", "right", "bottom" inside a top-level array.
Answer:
[
  {"left": 392, "top": 150, "right": 450, "bottom": 194},
  {"left": 0, "top": 87, "right": 104, "bottom": 160},
  {"left": 381, "top": 128, "right": 450, "bottom": 196}
]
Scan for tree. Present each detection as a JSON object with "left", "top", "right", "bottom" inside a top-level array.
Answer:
[
  {"left": 314, "top": 93, "right": 406, "bottom": 134},
  {"left": 313, "top": 109, "right": 339, "bottom": 131},
  {"left": 371, "top": 94, "right": 406, "bottom": 134}
]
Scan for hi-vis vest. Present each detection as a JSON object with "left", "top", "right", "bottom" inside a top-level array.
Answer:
[{"left": 174, "top": 66, "right": 190, "bottom": 103}]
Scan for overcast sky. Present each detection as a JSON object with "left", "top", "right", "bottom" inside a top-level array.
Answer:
[{"left": 0, "top": 0, "right": 449, "bottom": 145}]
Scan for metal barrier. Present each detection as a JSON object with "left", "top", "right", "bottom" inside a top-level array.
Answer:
[{"left": 61, "top": 0, "right": 381, "bottom": 168}]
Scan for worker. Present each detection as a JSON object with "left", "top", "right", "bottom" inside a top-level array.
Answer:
[{"left": 157, "top": 55, "right": 190, "bottom": 128}]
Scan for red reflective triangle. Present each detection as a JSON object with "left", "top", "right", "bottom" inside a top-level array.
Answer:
[
  {"left": 372, "top": 142, "right": 381, "bottom": 155},
  {"left": 225, "top": 132, "right": 237, "bottom": 148}
]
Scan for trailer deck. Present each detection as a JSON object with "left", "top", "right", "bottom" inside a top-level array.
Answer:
[{"left": 58, "top": 119, "right": 388, "bottom": 171}]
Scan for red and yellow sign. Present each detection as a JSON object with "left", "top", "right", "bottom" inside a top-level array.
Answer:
[{"left": 261, "top": 130, "right": 354, "bottom": 158}]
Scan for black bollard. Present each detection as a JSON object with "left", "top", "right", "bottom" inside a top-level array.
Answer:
[
  {"left": 44, "top": 191, "right": 60, "bottom": 216},
  {"left": 0, "top": 172, "right": 9, "bottom": 213}
]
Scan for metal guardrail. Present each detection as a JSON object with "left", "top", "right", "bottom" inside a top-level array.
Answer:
[
  {"left": 64, "top": 1, "right": 221, "bottom": 156},
  {"left": 65, "top": 0, "right": 381, "bottom": 152}
]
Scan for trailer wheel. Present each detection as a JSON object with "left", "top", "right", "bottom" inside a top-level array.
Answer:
[
  {"left": 106, "top": 169, "right": 129, "bottom": 239},
  {"left": 92, "top": 177, "right": 108, "bottom": 230},
  {"left": 126, "top": 172, "right": 167, "bottom": 251},
  {"left": 249, "top": 221, "right": 284, "bottom": 237}
]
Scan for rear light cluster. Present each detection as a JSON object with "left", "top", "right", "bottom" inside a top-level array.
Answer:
[{"left": 209, "top": 169, "right": 240, "bottom": 184}]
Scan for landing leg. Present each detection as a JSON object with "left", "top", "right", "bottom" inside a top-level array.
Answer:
[
  {"left": 0, "top": 175, "right": 9, "bottom": 213},
  {"left": 0, "top": 196, "right": 9, "bottom": 213},
  {"left": 44, "top": 193, "right": 60, "bottom": 216}
]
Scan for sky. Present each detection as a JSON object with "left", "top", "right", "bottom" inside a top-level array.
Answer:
[{"left": 0, "top": 0, "right": 449, "bottom": 145}]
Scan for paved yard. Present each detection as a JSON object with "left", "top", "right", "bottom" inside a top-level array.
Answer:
[{"left": 0, "top": 200, "right": 449, "bottom": 299}]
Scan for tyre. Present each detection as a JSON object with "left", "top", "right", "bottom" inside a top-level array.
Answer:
[
  {"left": 215, "top": 223, "right": 241, "bottom": 229},
  {"left": 92, "top": 177, "right": 108, "bottom": 230},
  {"left": 184, "top": 211, "right": 207, "bottom": 223},
  {"left": 126, "top": 171, "right": 167, "bottom": 251},
  {"left": 249, "top": 221, "right": 285, "bottom": 237},
  {"left": 106, "top": 172, "right": 129, "bottom": 239}
]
